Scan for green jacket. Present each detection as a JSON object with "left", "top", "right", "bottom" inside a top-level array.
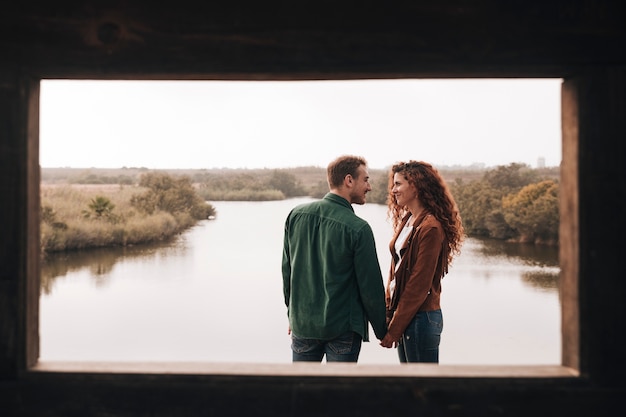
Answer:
[{"left": 282, "top": 193, "right": 387, "bottom": 342}]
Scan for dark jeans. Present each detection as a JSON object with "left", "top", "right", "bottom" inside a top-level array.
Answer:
[
  {"left": 291, "top": 331, "right": 362, "bottom": 362},
  {"left": 397, "top": 309, "right": 443, "bottom": 363}
]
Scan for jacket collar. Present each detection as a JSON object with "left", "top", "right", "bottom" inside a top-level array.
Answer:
[
  {"left": 324, "top": 192, "right": 354, "bottom": 212},
  {"left": 394, "top": 210, "right": 432, "bottom": 251},
  {"left": 401, "top": 210, "right": 430, "bottom": 229}
]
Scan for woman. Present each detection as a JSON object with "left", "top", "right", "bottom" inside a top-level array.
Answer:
[{"left": 379, "top": 161, "right": 464, "bottom": 363}]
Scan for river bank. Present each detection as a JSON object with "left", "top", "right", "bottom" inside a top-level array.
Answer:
[{"left": 40, "top": 173, "right": 215, "bottom": 253}]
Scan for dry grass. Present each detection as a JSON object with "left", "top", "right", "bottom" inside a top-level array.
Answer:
[{"left": 40, "top": 184, "right": 187, "bottom": 252}]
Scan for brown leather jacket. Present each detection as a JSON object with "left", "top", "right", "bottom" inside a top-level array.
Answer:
[{"left": 385, "top": 211, "right": 447, "bottom": 341}]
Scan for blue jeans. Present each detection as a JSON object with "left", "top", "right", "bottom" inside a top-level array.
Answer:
[
  {"left": 397, "top": 309, "right": 443, "bottom": 363},
  {"left": 291, "top": 331, "right": 362, "bottom": 362}
]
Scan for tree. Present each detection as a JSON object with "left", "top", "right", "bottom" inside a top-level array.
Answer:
[
  {"left": 132, "top": 172, "right": 216, "bottom": 220},
  {"left": 266, "top": 170, "right": 306, "bottom": 197},
  {"left": 84, "top": 196, "right": 116, "bottom": 220},
  {"left": 451, "top": 179, "right": 502, "bottom": 236},
  {"left": 482, "top": 162, "right": 538, "bottom": 191},
  {"left": 502, "top": 180, "right": 559, "bottom": 243}
]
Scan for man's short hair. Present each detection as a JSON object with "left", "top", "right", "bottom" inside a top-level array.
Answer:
[{"left": 327, "top": 155, "right": 367, "bottom": 189}]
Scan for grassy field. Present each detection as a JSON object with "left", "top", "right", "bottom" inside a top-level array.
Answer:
[{"left": 40, "top": 175, "right": 214, "bottom": 253}]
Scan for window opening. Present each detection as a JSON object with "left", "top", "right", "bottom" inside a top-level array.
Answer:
[{"left": 37, "top": 79, "right": 563, "bottom": 366}]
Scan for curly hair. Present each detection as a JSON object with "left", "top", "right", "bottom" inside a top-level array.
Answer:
[{"left": 387, "top": 161, "right": 464, "bottom": 270}]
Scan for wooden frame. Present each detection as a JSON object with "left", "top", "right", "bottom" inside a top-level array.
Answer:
[{"left": 2, "top": 1, "right": 625, "bottom": 415}]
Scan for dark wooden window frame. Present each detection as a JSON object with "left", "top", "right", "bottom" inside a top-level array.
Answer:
[{"left": 6, "top": 2, "right": 626, "bottom": 414}]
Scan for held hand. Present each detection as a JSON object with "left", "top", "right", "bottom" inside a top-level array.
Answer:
[{"left": 380, "top": 333, "right": 399, "bottom": 348}]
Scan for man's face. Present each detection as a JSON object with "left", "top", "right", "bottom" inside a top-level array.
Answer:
[{"left": 349, "top": 165, "right": 372, "bottom": 205}]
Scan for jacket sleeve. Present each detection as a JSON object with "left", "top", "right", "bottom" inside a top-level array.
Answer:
[
  {"left": 354, "top": 223, "right": 388, "bottom": 340},
  {"left": 387, "top": 224, "right": 444, "bottom": 341}
]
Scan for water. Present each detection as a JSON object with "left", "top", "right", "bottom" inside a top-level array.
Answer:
[{"left": 40, "top": 197, "right": 561, "bottom": 365}]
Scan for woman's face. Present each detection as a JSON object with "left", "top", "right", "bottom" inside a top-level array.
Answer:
[{"left": 392, "top": 172, "right": 416, "bottom": 207}]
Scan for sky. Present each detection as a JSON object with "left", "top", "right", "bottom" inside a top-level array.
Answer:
[{"left": 39, "top": 78, "right": 562, "bottom": 171}]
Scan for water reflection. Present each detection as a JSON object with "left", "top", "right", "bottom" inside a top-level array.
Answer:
[
  {"left": 41, "top": 237, "right": 188, "bottom": 295},
  {"left": 472, "top": 237, "right": 559, "bottom": 291},
  {"left": 521, "top": 270, "right": 559, "bottom": 291},
  {"left": 477, "top": 237, "right": 559, "bottom": 267}
]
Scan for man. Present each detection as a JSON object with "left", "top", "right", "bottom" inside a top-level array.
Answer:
[{"left": 282, "top": 155, "right": 387, "bottom": 362}]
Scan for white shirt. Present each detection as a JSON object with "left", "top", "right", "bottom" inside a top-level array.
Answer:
[{"left": 390, "top": 216, "right": 414, "bottom": 296}]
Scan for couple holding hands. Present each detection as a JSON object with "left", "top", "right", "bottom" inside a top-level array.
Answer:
[{"left": 282, "top": 155, "right": 464, "bottom": 363}]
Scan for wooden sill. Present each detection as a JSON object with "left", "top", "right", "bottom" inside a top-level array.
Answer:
[{"left": 31, "top": 361, "right": 579, "bottom": 378}]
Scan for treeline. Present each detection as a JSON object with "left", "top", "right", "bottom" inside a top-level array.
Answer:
[
  {"left": 193, "top": 169, "right": 309, "bottom": 201},
  {"left": 448, "top": 163, "right": 559, "bottom": 245},
  {"left": 42, "top": 166, "right": 327, "bottom": 201},
  {"left": 41, "top": 172, "right": 216, "bottom": 253},
  {"left": 42, "top": 164, "right": 560, "bottom": 245}
]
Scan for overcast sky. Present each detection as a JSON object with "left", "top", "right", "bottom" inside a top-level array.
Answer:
[{"left": 39, "top": 78, "right": 562, "bottom": 171}]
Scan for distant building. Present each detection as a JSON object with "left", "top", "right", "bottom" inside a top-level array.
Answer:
[{"left": 537, "top": 157, "right": 546, "bottom": 168}]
